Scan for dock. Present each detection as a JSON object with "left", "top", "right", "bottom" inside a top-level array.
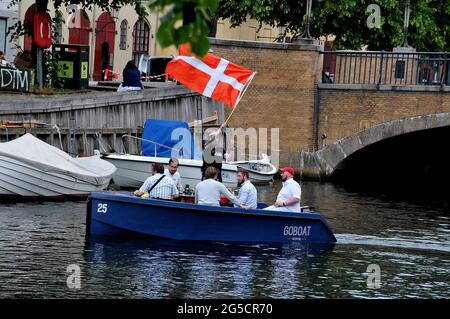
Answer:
[{"left": 0, "top": 82, "right": 224, "bottom": 156}]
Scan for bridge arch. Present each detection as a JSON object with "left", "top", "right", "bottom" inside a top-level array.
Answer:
[{"left": 301, "top": 112, "right": 450, "bottom": 180}]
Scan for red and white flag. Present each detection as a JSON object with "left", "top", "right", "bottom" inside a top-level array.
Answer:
[{"left": 166, "top": 44, "right": 256, "bottom": 108}]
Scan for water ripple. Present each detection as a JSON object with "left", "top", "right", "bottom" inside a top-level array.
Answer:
[{"left": 0, "top": 181, "right": 449, "bottom": 298}]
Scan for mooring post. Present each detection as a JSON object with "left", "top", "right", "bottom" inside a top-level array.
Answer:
[{"left": 69, "top": 118, "right": 77, "bottom": 156}]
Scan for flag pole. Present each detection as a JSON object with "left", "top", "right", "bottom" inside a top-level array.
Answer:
[
  {"left": 223, "top": 71, "right": 256, "bottom": 127},
  {"left": 207, "top": 72, "right": 256, "bottom": 140}
]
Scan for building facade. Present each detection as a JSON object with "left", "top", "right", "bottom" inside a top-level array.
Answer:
[
  {"left": 0, "top": 0, "right": 19, "bottom": 63},
  {"left": 16, "top": 0, "right": 282, "bottom": 81},
  {"left": 216, "top": 19, "right": 285, "bottom": 43},
  {"left": 19, "top": 0, "right": 158, "bottom": 81}
]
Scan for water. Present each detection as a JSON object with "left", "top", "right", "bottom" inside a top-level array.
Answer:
[{"left": 0, "top": 181, "right": 449, "bottom": 298}]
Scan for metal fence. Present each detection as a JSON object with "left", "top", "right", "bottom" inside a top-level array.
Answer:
[{"left": 321, "top": 51, "right": 450, "bottom": 86}]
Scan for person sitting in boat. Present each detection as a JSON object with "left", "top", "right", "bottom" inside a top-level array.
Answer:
[
  {"left": 264, "top": 167, "right": 301, "bottom": 212},
  {"left": 196, "top": 166, "right": 248, "bottom": 209},
  {"left": 234, "top": 168, "right": 257, "bottom": 210},
  {"left": 134, "top": 163, "right": 179, "bottom": 200},
  {"left": 164, "top": 157, "right": 183, "bottom": 192}
]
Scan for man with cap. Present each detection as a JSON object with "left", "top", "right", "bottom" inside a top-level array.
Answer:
[{"left": 264, "top": 167, "right": 301, "bottom": 212}]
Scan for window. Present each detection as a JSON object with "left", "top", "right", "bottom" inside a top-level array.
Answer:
[
  {"left": 0, "top": 18, "right": 6, "bottom": 54},
  {"left": 119, "top": 20, "right": 127, "bottom": 50},
  {"left": 132, "top": 20, "right": 150, "bottom": 66}
]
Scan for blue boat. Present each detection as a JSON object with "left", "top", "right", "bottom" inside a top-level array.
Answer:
[{"left": 86, "top": 192, "right": 337, "bottom": 245}]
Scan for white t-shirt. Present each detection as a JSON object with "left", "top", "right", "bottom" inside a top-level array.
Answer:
[
  {"left": 276, "top": 178, "right": 301, "bottom": 212},
  {"left": 195, "top": 179, "right": 240, "bottom": 207},
  {"left": 164, "top": 168, "right": 182, "bottom": 190}
]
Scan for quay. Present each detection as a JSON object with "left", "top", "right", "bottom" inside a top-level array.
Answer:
[
  {"left": 0, "top": 82, "right": 224, "bottom": 156},
  {"left": 1, "top": 38, "right": 450, "bottom": 181}
]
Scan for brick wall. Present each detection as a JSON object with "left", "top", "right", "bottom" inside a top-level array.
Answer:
[
  {"left": 208, "top": 39, "right": 450, "bottom": 172},
  {"left": 318, "top": 87, "right": 450, "bottom": 149},
  {"left": 209, "top": 38, "right": 323, "bottom": 168}
]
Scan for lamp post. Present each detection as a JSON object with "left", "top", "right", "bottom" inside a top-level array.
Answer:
[
  {"left": 400, "top": 0, "right": 411, "bottom": 47},
  {"left": 299, "top": 0, "right": 313, "bottom": 39}
]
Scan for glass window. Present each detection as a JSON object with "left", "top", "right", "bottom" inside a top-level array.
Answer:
[
  {"left": 0, "top": 18, "right": 6, "bottom": 54},
  {"left": 119, "top": 19, "right": 127, "bottom": 50},
  {"left": 132, "top": 20, "right": 150, "bottom": 65}
]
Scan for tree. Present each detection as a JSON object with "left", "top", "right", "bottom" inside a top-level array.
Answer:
[
  {"left": 148, "top": 0, "right": 219, "bottom": 56},
  {"left": 215, "top": 0, "right": 450, "bottom": 52}
]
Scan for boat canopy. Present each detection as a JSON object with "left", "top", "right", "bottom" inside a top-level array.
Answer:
[
  {"left": 142, "top": 119, "right": 200, "bottom": 159},
  {"left": 0, "top": 133, "right": 116, "bottom": 186}
]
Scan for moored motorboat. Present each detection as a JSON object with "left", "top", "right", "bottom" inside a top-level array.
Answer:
[
  {"left": 86, "top": 191, "right": 337, "bottom": 245},
  {"left": 228, "top": 154, "right": 277, "bottom": 184},
  {"left": 0, "top": 133, "right": 116, "bottom": 200},
  {"left": 102, "top": 153, "right": 276, "bottom": 188},
  {"left": 102, "top": 118, "right": 277, "bottom": 188}
]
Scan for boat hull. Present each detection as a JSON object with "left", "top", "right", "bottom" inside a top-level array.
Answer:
[
  {"left": 87, "top": 192, "right": 337, "bottom": 245},
  {"left": 0, "top": 155, "right": 111, "bottom": 198},
  {"left": 103, "top": 154, "right": 275, "bottom": 189}
]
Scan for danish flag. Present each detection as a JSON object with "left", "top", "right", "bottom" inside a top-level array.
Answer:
[{"left": 166, "top": 44, "right": 256, "bottom": 108}]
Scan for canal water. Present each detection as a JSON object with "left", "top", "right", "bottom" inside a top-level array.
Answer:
[{"left": 0, "top": 180, "right": 449, "bottom": 298}]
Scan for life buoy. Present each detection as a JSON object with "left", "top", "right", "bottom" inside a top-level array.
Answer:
[{"left": 33, "top": 12, "right": 52, "bottom": 49}]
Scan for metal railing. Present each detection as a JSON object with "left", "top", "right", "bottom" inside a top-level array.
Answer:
[
  {"left": 321, "top": 51, "right": 450, "bottom": 86},
  {"left": 121, "top": 134, "right": 179, "bottom": 156}
]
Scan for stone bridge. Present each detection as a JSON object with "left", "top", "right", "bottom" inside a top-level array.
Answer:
[{"left": 301, "top": 110, "right": 450, "bottom": 179}]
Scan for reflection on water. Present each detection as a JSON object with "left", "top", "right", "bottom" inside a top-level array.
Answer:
[
  {"left": 82, "top": 239, "right": 335, "bottom": 298},
  {"left": 0, "top": 180, "right": 449, "bottom": 298}
]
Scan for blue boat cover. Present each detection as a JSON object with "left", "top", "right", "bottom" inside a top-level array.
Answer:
[{"left": 142, "top": 119, "right": 198, "bottom": 159}]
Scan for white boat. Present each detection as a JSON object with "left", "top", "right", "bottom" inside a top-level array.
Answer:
[
  {"left": 0, "top": 133, "right": 116, "bottom": 199},
  {"left": 100, "top": 118, "right": 277, "bottom": 189},
  {"left": 102, "top": 153, "right": 277, "bottom": 189},
  {"left": 228, "top": 154, "right": 278, "bottom": 184}
]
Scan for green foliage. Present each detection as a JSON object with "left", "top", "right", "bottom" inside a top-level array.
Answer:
[
  {"left": 45, "top": 11, "right": 65, "bottom": 87},
  {"left": 148, "top": 0, "right": 219, "bottom": 56},
  {"left": 216, "top": 0, "right": 450, "bottom": 52},
  {"left": 6, "top": 20, "right": 25, "bottom": 43},
  {"left": 44, "top": 50, "right": 64, "bottom": 87}
]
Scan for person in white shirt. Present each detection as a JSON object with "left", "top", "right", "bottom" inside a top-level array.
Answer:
[
  {"left": 234, "top": 168, "right": 257, "bottom": 209},
  {"left": 134, "top": 163, "right": 179, "bottom": 200},
  {"left": 164, "top": 157, "right": 183, "bottom": 192},
  {"left": 264, "top": 167, "right": 301, "bottom": 212},
  {"left": 195, "top": 166, "right": 248, "bottom": 209}
]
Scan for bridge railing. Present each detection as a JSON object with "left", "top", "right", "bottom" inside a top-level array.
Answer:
[{"left": 321, "top": 51, "right": 450, "bottom": 86}]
